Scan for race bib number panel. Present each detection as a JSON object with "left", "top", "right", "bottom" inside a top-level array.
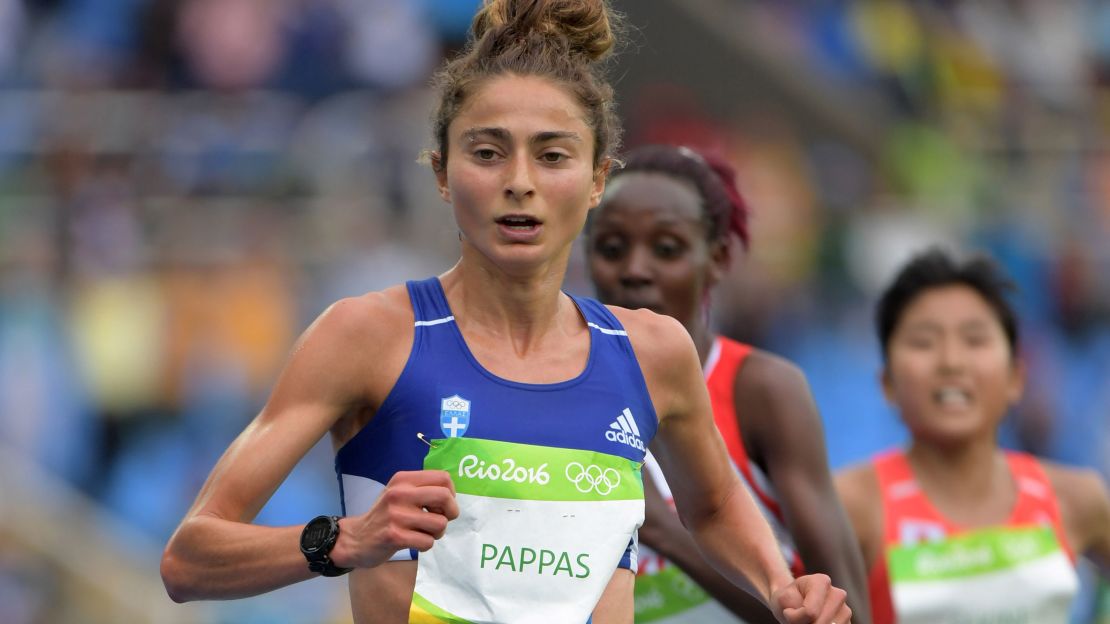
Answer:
[
  {"left": 410, "top": 437, "right": 644, "bottom": 624},
  {"left": 888, "top": 525, "right": 1078, "bottom": 624}
]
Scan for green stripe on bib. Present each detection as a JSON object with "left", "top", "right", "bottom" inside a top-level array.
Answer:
[
  {"left": 888, "top": 525, "right": 1061, "bottom": 583},
  {"left": 410, "top": 592, "right": 473, "bottom": 623},
  {"left": 634, "top": 566, "right": 711, "bottom": 621},
  {"left": 425, "top": 437, "right": 643, "bottom": 502}
]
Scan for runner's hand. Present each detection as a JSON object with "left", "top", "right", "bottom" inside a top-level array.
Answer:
[
  {"left": 771, "top": 573, "right": 852, "bottom": 624},
  {"left": 331, "top": 470, "right": 459, "bottom": 568}
]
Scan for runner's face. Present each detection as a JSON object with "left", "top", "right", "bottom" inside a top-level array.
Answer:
[
  {"left": 588, "top": 172, "right": 726, "bottom": 330},
  {"left": 436, "top": 75, "right": 605, "bottom": 274},
  {"left": 882, "top": 284, "right": 1024, "bottom": 446}
]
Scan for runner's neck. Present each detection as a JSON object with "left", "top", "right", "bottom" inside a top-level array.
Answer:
[
  {"left": 905, "top": 441, "right": 1016, "bottom": 527},
  {"left": 441, "top": 262, "right": 574, "bottom": 354}
]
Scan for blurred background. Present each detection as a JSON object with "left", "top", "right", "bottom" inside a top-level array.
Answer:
[{"left": 0, "top": 0, "right": 1107, "bottom": 622}]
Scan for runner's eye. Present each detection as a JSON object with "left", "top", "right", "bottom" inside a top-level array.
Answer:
[
  {"left": 904, "top": 334, "right": 936, "bottom": 350},
  {"left": 963, "top": 332, "right": 992, "bottom": 348},
  {"left": 593, "top": 237, "right": 626, "bottom": 261},
  {"left": 653, "top": 237, "right": 686, "bottom": 260}
]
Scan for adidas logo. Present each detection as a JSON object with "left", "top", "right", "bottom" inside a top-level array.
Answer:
[{"left": 605, "top": 408, "right": 644, "bottom": 451}]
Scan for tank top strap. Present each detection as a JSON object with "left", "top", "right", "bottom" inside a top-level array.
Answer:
[
  {"left": 869, "top": 450, "right": 932, "bottom": 624},
  {"left": 569, "top": 293, "right": 620, "bottom": 328},
  {"left": 569, "top": 294, "right": 658, "bottom": 446},
  {"left": 1006, "top": 451, "right": 1056, "bottom": 508},
  {"left": 1005, "top": 451, "right": 1074, "bottom": 561},
  {"left": 710, "top": 337, "right": 753, "bottom": 381},
  {"left": 872, "top": 449, "right": 942, "bottom": 545},
  {"left": 873, "top": 449, "right": 915, "bottom": 496},
  {"left": 405, "top": 277, "right": 454, "bottom": 324},
  {"left": 706, "top": 336, "right": 751, "bottom": 471},
  {"left": 568, "top": 294, "right": 635, "bottom": 354}
]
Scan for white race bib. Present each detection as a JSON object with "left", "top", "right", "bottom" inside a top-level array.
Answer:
[
  {"left": 888, "top": 525, "right": 1078, "bottom": 624},
  {"left": 410, "top": 437, "right": 644, "bottom": 624}
]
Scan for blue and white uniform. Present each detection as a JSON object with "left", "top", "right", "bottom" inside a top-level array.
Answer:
[{"left": 335, "top": 277, "right": 656, "bottom": 622}]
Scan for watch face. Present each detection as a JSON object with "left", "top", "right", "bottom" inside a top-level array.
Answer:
[{"left": 302, "top": 517, "right": 332, "bottom": 553}]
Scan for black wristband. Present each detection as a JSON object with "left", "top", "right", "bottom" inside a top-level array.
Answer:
[
  {"left": 308, "top": 557, "right": 353, "bottom": 578},
  {"left": 300, "top": 515, "right": 353, "bottom": 577}
]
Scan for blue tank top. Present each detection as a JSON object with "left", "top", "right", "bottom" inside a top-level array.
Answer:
[{"left": 335, "top": 277, "right": 658, "bottom": 569}]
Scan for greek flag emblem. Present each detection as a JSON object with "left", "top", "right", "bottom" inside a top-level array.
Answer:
[{"left": 440, "top": 395, "right": 471, "bottom": 438}]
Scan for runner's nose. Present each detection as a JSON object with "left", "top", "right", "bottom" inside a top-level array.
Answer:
[{"left": 619, "top": 245, "right": 654, "bottom": 288}]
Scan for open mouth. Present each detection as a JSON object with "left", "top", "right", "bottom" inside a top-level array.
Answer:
[
  {"left": 933, "top": 386, "right": 971, "bottom": 409},
  {"left": 496, "top": 215, "right": 542, "bottom": 230}
]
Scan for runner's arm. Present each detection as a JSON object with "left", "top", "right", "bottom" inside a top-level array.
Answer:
[
  {"left": 618, "top": 309, "right": 851, "bottom": 623},
  {"left": 1055, "top": 466, "right": 1110, "bottom": 578},
  {"left": 738, "top": 353, "right": 872, "bottom": 624},
  {"left": 638, "top": 470, "right": 779, "bottom": 623},
  {"left": 1087, "top": 477, "right": 1110, "bottom": 577},
  {"left": 160, "top": 295, "right": 458, "bottom": 602}
]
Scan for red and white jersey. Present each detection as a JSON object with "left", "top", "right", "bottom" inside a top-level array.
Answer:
[
  {"left": 635, "top": 337, "right": 803, "bottom": 623},
  {"left": 868, "top": 450, "right": 1078, "bottom": 624},
  {"left": 703, "top": 336, "right": 802, "bottom": 577}
]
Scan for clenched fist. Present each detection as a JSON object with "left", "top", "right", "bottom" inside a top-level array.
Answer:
[{"left": 330, "top": 470, "right": 460, "bottom": 569}]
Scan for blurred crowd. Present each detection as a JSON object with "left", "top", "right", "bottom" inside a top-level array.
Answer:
[
  {"left": 702, "top": 0, "right": 1110, "bottom": 475},
  {"left": 0, "top": 0, "right": 1107, "bottom": 622}
]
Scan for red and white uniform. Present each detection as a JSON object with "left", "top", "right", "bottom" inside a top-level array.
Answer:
[
  {"left": 868, "top": 450, "right": 1079, "bottom": 624},
  {"left": 635, "top": 336, "right": 802, "bottom": 623}
]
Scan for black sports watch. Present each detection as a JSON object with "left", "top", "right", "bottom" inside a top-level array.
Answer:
[{"left": 299, "top": 515, "right": 353, "bottom": 577}]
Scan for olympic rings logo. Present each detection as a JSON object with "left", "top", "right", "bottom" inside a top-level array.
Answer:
[{"left": 564, "top": 462, "right": 621, "bottom": 496}]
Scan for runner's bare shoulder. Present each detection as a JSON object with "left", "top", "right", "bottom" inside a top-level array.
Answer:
[
  {"left": 605, "top": 306, "right": 701, "bottom": 427},
  {"left": 1039, "top": 459, "right": 1110, "bottom": 555},
  {"left": 296, "top": 285, "right": 416, "bottom": 406},
  {"left": 605, "top": 305, "right": 693, "bottom": 371}
]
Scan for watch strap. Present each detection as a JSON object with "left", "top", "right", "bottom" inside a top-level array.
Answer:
[
  {"left": 308, "top": 557, "right": 353, "bottom": 577},
  {"left": 301, "top": 515, "right": 353, "bottom": 577}
]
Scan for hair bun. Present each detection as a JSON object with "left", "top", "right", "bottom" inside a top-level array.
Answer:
[{"left": 472, "top": 0, "right": 616, "bottom": 62}]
